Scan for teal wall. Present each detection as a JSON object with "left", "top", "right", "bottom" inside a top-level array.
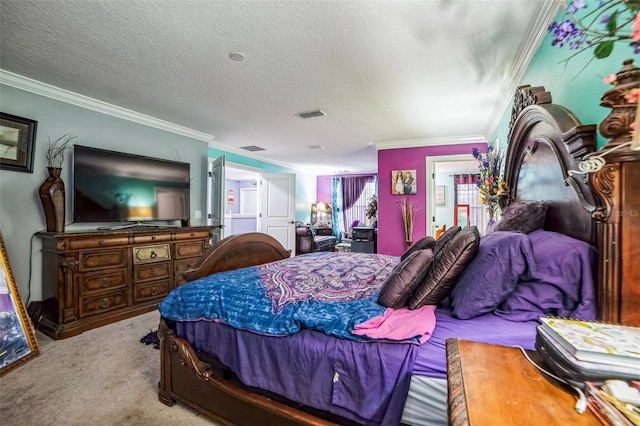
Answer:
[
  {"left": 491, "top": 0, "right": 639, "bottom": 149},
  {"left": 0, "top": 82, "right": 315, "bottom": 301}
]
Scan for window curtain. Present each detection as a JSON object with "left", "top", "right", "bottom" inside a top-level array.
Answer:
[
  {"left": 454, "top": 174, "right": 482, "bottom": 228},
  {"left": 342, "top": 175, "right": 374, "bottom": 231},
  {"left": 331, "top": 177, "right": 344, "bottom": 241}
]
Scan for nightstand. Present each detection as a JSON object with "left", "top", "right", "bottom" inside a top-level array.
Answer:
[{"left": 446, "top": 339, "right": 599, "bottom": 425}]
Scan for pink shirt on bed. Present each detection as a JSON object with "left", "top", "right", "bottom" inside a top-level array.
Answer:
[{"left": 352, "top": 304, "right": 437, "bottom": 344}]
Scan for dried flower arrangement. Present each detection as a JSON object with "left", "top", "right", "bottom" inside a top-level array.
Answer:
[
  {"left": 400, "top": 197, "right": 417, "bottom": 245},
  {"left": 45, "top": 134, "right": 76, "bottom": 168}
]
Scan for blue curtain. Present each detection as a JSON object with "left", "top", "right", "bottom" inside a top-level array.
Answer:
[{"left": 331, "top": 177, "right": 344, "bottom": 241}]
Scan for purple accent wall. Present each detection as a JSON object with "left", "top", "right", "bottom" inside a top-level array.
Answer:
[
  {"left": 377, "top": 142, "right": 485, "bottom": 256},
  {"left": 316, "top": 144, "right": 486, "bottom": 256}
]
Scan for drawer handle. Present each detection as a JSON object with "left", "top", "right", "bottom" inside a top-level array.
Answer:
[
  {"left": 151, "top": 287, "right": 158, "bottom": 296},
  {"left": 151, "top": 235, "right": 156, "bottom": 240},
  {"left": 150, "top": 250, "right": 157, "bottom": 259},
  {"left": 99, "top": 240, "right": 106, "bottom": 246},
  {"left": 101, "top": 278, "right": 110, "bottom": 288},
  {"left": 101, "top": 298, "right": 110, "bottom": 309}
]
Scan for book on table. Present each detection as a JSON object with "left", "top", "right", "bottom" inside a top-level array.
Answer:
[{"left": 538, "top": 317, "right": 640, "bottom": 369}]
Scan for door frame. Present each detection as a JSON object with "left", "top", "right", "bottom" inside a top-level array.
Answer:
[{"left": 425, "top": 154, "right": 475, "bottom": 237}]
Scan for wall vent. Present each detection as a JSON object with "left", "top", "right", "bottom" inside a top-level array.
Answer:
[
  {"left": 296, "top": 110, "right": 326, "bottom": 119},
  {"left": 240, "top": 145, "right": 266, "bottom": 152}
]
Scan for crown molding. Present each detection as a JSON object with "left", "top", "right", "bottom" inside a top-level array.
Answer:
[
  {"left": 375, "top": 134, "right": 487, "bottom": 150},
  {"left": 483, "top": 0, "right": 560, "bottom": 139},
  {"left": 0, "top": 69, "right": 214, "bottom": 143}
]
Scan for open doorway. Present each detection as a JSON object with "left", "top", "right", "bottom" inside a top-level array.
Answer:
[
  {"left": 426, "top": 155, "right": 485, "bottom": 236},
  {"left": 222, "top": 163, "right": 262, "bottom": 239}
]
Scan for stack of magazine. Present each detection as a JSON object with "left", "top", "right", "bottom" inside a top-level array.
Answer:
[{"left": 535, "top": 317, "right": 640, "bottom": 425}]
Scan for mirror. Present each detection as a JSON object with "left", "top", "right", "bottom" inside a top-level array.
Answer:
[
  {"left": 311, "top": 202, "right": 333, "bottom": 227},
  {"left": 454, "top": 204, "right": 470, "bottom": 228},
  {"left": 0, "top": 229, "right": 39, "bottom": 377}
]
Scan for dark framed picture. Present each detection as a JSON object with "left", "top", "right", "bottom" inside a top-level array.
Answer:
[{"left": 0, "top": 113, "right": 37, "bottom": 173}]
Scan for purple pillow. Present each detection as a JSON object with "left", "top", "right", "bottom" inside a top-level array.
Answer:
[
  {"left": 450, "top": 231, "right": 536, "bottom": 319},
  {"left": 494, "top": 201, "right": 547, "bottom": 234},
  {"left": 493, "top": 230, "right": 597, "bottom": 322},
  {"left": 378, "top": 249, "right": 434, "bottom": 308}
]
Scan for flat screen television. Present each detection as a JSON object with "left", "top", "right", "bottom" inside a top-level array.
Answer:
[{"left": 73, "top": 145, "right": 190, "bottom": 227}]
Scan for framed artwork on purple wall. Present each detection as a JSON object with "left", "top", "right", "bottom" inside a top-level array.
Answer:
[{"left": 391, "top": 169, "right": 416, "bottom": 195}]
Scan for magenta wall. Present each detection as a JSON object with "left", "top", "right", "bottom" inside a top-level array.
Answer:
[{"left": 377, "top": 143, "right": 485, "bottom": 256}]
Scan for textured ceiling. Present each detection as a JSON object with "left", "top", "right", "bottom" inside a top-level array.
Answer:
[{"left": 0, "top": 0, "right": 557, "bottom": 174}]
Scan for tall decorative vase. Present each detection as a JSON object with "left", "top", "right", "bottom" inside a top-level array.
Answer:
[
  {"left": 485, "top": 204, "right": 497, "bottom": 234},
  {"left": 39, "top": 167, "right": 65, "bottom": 232}
]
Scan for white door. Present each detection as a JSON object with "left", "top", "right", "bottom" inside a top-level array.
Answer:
[
  {"left": 260, "top": 173, "right": 296, "bottom": 252},
  {"left": 207, "top": 156, "right": 225, "bottom": 244}
]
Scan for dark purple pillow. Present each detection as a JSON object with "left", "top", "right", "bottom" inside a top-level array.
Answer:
[
  {"left": 494, "top": 201, "right": 547, "bottom": 234},
  {"left": 408, "top": 226, "right": 479, "bottom": 309},
  {"left": 450, "top": 231, "right": 536, "bottom": 320},
  {"left": 433, "top": 226, "right": 461, "bottom": 255},
  {"left": 378, "top": 249, "right": 434, "bottom": 308},
  {"left": 401, "top": 236, "right": 436, "bottom": 261},
  {"left": 493, "top": 230, "right": 597, "bottom": 322}
]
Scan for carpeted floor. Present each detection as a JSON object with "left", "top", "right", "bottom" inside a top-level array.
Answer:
[{"left": 0, "top": 311, "right": 219, "bottom": 426}]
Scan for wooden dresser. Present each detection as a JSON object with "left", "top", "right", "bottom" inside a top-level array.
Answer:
[
  {"left": 37, "top": 226, "right": 213, "bottom": 339},
  {"left": 446, "top": 339, "right": 600, "bottom": 426}
]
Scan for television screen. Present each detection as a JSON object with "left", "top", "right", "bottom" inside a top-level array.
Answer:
[{"left": 73, "top": 145, "right": 190, "bottom": 224}]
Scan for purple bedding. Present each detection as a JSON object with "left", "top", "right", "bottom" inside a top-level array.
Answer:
[
  {"left": 175, "top": 319, "right": 417, "bottom": 426},
  {"left": 167, "top": 229, "right": 597, "bottom": 425},
  {"left": 173, "top": 307, "right": 539, "bottom": 423}
]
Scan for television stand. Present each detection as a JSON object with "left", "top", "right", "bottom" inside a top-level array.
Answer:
[{"left": 36, "top": 225, "right": 214, "bottom": 339}]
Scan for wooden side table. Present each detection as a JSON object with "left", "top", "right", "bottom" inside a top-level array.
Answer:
[{"left": 446, "top": 339, "right": 600, "bottom": 426}]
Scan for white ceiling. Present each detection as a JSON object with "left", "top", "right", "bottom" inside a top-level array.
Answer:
[{"left": 0, "top": 0, "right": 557, "bottom": 175}]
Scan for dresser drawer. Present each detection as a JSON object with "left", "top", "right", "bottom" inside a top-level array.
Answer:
[
  {"left": 134, "top": 261, "right": 171, "bottom": 283},
  {"left": 133, "top": 244, "right": 171, "bottom": 264},
  {"left": 174, "top": 258, "right": 199, "bottom": 275},
  {"left": 78, "top": 269, "right": 128, "bottom": 295},
  {"left": 79, "top": 289, "right": 128, "bottom": 318},
  {"left": 175, "top": 241, "right": 205, "bottom": 259},
  {"left": 132, "top": 233, "right": 172, "bottom": 244},
  {"left": 79, "top": 249, "right": 128, "bottom": 271},
  {"left": 174, "top": 229, "right": 211, "bottom": 241},
  {"left": 134, "top": 280, "right": 170, "bottom": 303},
  {"left": 69, "top": 236, "right": 130, "bottom": 250}
]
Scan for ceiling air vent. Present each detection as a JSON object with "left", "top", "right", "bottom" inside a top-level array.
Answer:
[
  {"left": 296, "top": 110, "right": 326, "bottom": 119},
  {"left": 240, "top": 145, "right": 266, "bottom": 152}
]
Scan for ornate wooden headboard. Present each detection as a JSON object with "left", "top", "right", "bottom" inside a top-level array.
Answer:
[
  {"left": 503, "top": 85, "right": 597, "bottom": 245},
  {"left": 503, "top": 77, "right": 640, "bottom": 326}
]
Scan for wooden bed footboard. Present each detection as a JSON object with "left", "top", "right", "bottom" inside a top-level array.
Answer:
[
  {"left": 180, "top": 232, "right": 292, "bottom": 282},
  {"left": 158, "top": 318, "right": 337, "bottom": 426}
]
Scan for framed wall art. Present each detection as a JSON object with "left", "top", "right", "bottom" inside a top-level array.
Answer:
[
  {"left": 435, "top": 185, "right": 446, "bottom": 206},
  {"left": 391, "top": 169, "right": 417, "bottom": 195},
  {"left": 0, "top": 112, "right": 38, "bottom": 173},
  {"left": 0, "top": 229, "right": 39, "bottom": 377}
]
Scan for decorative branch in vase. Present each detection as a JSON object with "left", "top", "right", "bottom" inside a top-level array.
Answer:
[
  {"left": 45, "top": 134, "right": 76, "bottom": 169},
  {"left": 400, "top": 197, "right": 417, "bottom": 248},
  {"left": 39, "top": 134, "right": 76, "bottom": 233},
  {"left": 472, "top": 145, "right": 508, "bottom": 234}
]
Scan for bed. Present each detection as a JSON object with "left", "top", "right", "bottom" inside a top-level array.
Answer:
[{"left": 156, "top": 85, "right": 605, "bottom": 426}]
